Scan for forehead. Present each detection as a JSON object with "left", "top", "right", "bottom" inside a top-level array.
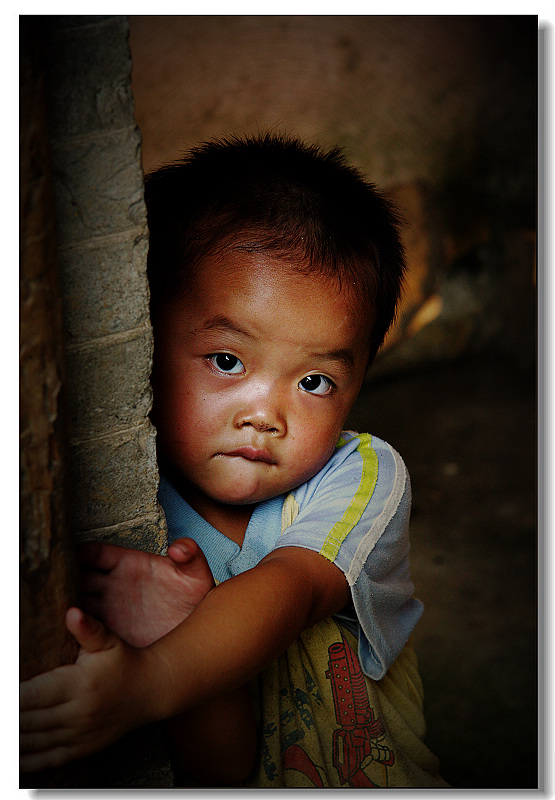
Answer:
[{"left": 180, "top": 250, "right": 374, "bottom": 354}]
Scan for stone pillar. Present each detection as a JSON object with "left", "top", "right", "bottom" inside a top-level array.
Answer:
[{"left": 43, "top": 15, "right": 166, "bottom": 553}]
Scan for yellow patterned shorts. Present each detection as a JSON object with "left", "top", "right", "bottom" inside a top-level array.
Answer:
[{"left": 246, "top": 617, "right": 448, "bottom": 788}]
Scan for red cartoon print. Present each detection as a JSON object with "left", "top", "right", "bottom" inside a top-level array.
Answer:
[{"left": 282, "top": 635, "right": 395, "bottom": 787}]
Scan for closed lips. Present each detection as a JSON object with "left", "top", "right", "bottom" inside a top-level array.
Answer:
[{"left": 223, "top": 447, "right": 276, "bottom": 464}]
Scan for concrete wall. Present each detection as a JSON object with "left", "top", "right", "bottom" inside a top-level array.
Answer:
[
  {"left": 130, "top": 16, "right": 535, "bottom": 198},
  {"left": 129, "top": 15, "right": 537, "bottom": 375}
]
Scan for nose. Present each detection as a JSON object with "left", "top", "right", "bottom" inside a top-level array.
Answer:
[{"left": 233, "top": 389, "right": 287, "bottom": 436}]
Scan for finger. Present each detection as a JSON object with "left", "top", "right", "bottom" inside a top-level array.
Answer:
[
  {"left": 20, "top": 667, "right": 73, "bottom": 711},
  {"left": 78, "top": 541, "right": 125, "bottom": 571},
  {"left": 20, "top": 743, "right": 78, "bottom": 774},
  {"left": 167, "top": 537, "right": 200, "bottom": 565},
  {"left": 65, "top": 607, "right": 117, "bottom": 654},
  {"left": 20, "top": 721, "right": 74, "bottom": 751},
  {"left": 20, "top": 701, "right": 70, "bottom": 734}
]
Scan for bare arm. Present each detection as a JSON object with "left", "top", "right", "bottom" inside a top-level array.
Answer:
[
  {"left": 151, "top": 546, "right": 349, "bottom": 720},
  {"left": 20, "top": 546, "right": 349, "bottom": 773}
]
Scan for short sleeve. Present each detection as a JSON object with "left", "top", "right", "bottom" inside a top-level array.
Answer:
[{"left": 273, "top": 432, "right": 423, "bottom": 679}]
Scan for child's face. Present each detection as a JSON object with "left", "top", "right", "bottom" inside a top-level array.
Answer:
[{"left": 152, "top": 251, "right": 372, "bottom": 510}]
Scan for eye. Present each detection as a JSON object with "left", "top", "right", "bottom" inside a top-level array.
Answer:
[
  {"left": 299, "top": 374, "right": 334, "bottom": 396},
  {"left": 208, "top": 353, "right": 245, "bottom": 374}
]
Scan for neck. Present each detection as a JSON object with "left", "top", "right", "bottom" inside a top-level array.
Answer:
[
  {"left": 163, "top": 465, "right": 254, "bottom": 546},
  {"left": 188, "top": 494, "right": 254, "bottom": 547}
]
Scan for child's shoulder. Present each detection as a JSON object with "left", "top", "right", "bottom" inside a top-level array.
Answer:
[
  {"left": 278, "top": 431, "right": 411, "bottom": 573},
  {"left": 336, "top": 430, "right": 408, "bottom": 476},
  {"left": 291, "top": 430, "right": 409, "bottom": 506}
]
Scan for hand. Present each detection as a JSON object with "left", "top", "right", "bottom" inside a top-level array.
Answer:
[
  {"left": 79, "top": 538, "right": 215, "bottom": 647},
  {"left": 20, "top": 608, "right": 157, "bottom": 773}
]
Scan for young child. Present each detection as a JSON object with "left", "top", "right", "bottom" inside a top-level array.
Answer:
[{"left": 20, "top": 133, "right": 446, "bottom": 788}]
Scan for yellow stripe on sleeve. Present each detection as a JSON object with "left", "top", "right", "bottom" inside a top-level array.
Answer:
[{"left": 319, "top": 434, "right": 379, "bottom": 562}]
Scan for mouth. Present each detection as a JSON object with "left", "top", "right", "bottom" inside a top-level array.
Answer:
[{"left": 221, "top": 447, "right": 277, "bottom": 465}]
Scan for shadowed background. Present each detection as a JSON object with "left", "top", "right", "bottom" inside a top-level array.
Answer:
[{"left": 128, "top": 15, "right": 537, "bottom": 789}]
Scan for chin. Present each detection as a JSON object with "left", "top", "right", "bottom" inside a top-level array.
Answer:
[
  {"left": 217, "top": 489, "right": 274, "bottom": 506},
  {"left": 213, "top": 480, "right": 284, "bottom": 506}
]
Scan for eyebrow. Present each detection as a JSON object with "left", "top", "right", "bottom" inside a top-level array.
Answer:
[
  {"left": 198, "top": 315, "right": 256, "bottom": 340},
  {"left": 309, "top": 348, "right": 356, "bottom": 373}
]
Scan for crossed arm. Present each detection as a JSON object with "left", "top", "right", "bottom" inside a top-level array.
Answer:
[{"left": 20, "top": 544, "right": 350, "bottom": 782}]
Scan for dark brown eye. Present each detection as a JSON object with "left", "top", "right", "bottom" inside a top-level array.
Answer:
[
  {"left": 209, "top": 353, "right": 244, "bottom": 374},
  {"left": 299, "top": 375, "right": 333, "bottom": 395}
]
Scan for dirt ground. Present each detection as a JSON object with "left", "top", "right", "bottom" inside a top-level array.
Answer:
[{"left": 347, "top": 353, "right": 538, "bottom": 789}]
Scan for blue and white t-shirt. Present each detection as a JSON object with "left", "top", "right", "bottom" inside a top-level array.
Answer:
[{"left": 158, "top": 432, "right": 423, "bottom": 680}]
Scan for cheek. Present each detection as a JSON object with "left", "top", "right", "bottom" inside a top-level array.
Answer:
[
  {"left": 288, "top": 404, "right": 344, "bottom": 465},
  {"left": 170, "top": 378, "right": 234, "bottom": 448},
  {"left": 305, "top": 392, "right": 349, "bottom": 434},
  {"left": 155, "top": 391, "right": 213, "bottom": 470},
  {"left": 152, "top": 368, "right": 201, "bottom": 446}
]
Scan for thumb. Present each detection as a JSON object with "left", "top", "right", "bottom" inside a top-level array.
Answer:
[
  {"left": 167, "top": 536, "right": 199, "bottom": 566},
  {"left": 65, "top": 606, "right": 117, "bottom": 654}
]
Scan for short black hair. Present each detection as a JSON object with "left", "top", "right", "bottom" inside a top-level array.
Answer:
[{"left": 145, "top": 132, "right": 406, "bottom": 360}]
